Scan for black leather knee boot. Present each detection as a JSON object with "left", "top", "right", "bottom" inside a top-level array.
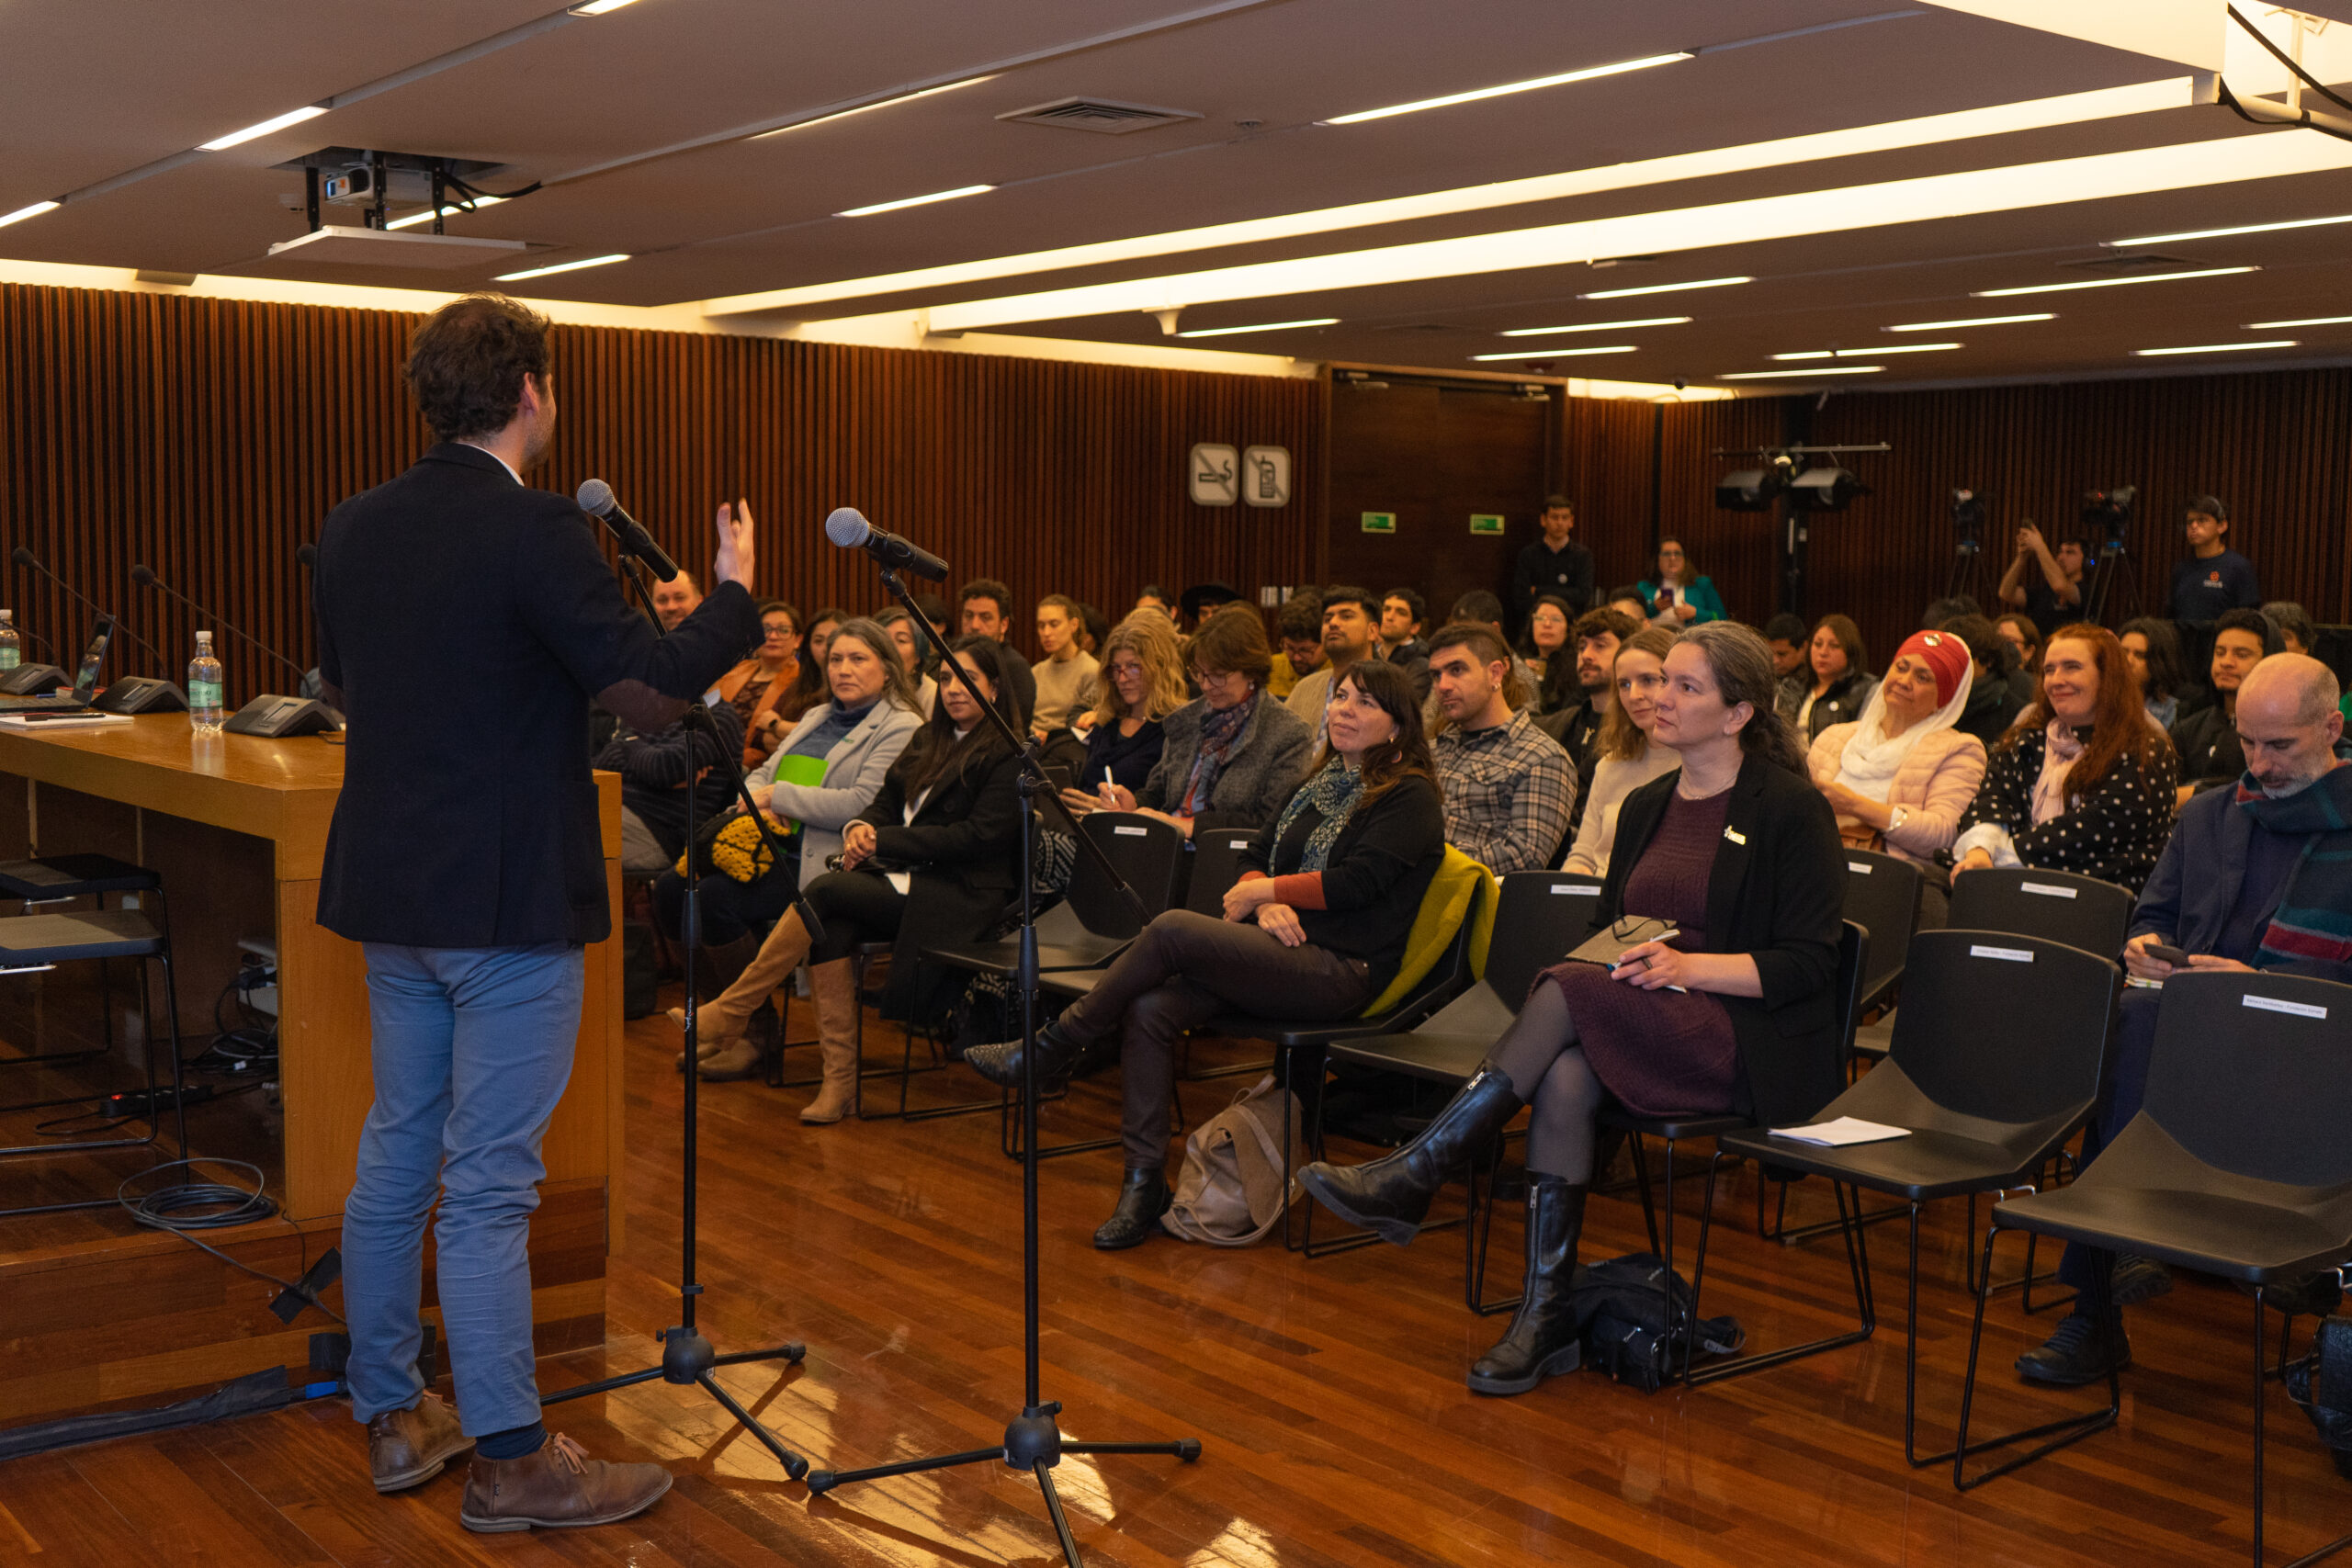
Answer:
[
  {"left": 1295, "top": 1066, "right": 1522, "bottom": 1245},
  {"left": 1467, "top": 1177, "right": 1589, "bottom": 1395}
]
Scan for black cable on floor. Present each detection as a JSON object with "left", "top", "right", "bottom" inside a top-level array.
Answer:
[{"left": 118, "top": 1157, "right": 345, "bottom": 1325}]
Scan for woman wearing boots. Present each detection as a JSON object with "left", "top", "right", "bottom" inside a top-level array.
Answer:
[
  {"left": 660, "top": 618, "right": 924, "bottom": 1080},
  {"left": 967, "top": 659, "right": 1445, "bottom": 1249},
  {"left": 1299, "top": 623, "right": 1845, "bottom": 1396},
  {"left": 680, "top": 637, "right": 1025, "bottom": 1119}
]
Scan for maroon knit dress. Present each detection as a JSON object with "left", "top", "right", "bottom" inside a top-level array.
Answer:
[{"left": 1540, "top": 788, "right": 1740, "bottom": 1117}]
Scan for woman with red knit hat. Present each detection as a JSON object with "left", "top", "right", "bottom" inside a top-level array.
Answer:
[{"left": 1807, "top": 627, "right": 1986, "bottom": 928}]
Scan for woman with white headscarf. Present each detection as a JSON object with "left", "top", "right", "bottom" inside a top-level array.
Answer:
[{"left": 1807, "top": 627, "right": 1986, "bottom": 928}]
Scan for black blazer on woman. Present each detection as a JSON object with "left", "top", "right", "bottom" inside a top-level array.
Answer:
[
  {"left": 852, "top": 739, "right": 1024, "bottom": 1026},
  {"left": 1242, "top": 772, "right": 1445, "bottom": 991},
  {"left": 1598, "top": 753, "right": 1846, "bottom": 1130}
]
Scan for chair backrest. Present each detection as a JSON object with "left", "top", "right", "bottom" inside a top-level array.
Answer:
[
  {"left": 1832, "top": 919, "right": 1869, "bottom": 1067},
  {"left": 1947, "top": 867, "right": 2134, "bottom": 957},
  {"left": 1068, "top": 813, "right": 1185, "bottom": 939},
  {"left": 1359, "top": 860, "right": 1487, "bottom": 1021},
  {"left": 1888, "top": 930, "right": 2119, "bottom": 1123},
  {"left": 2141, "top": 970, "right": 2352, "bottom": 1188},
  {"left": 1840, "top": 848, "right": 1919, "bottom": 1010},
  {"left": 1485, "top": 870, "right": 1607, "bottom": 1007},
  {"left": 1182, "top": 828, "right": 1259, "bottom": 918}
]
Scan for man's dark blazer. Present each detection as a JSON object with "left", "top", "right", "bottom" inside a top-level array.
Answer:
[
  {"left": 1597, "top": 751, "right": 1847, "bottom": 1130},
  {"left": 314, "top": 443, "right": 756, "bottom": 947}
]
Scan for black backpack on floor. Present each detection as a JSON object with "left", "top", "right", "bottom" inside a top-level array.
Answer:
[{"left": 1566, "top": 1252, "right": 1745, "bottom": 1393}]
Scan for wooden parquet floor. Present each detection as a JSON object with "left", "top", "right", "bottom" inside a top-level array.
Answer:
[{"left": 4, "top": 987, "right": 2350, "bottom": 1566}]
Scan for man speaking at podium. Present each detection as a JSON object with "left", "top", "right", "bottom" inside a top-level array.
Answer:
[{"left": 311, "top": 294, "right": 756, "bottom": 1532}]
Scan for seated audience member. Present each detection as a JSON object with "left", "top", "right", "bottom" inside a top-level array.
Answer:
[
  {"left": 1520, "top": 593, "right": 1574, "bottom": 700},
  {"left": 1603, "top": 585, "right": 1651, "bottom": 625},
  {"left": 1561, "top": 626, "right": 1682, "bottom": 876},
  {"left": 2261, "top": 600, "right": 2318, "bottom": 658},
  {"left": 1444, "top": 590, "right": 1538, "bottom": 700},
  {"left": 1953, "top": 624, "right": 2178, "bottom": 893},
  {"left": 770, "top": 605, "right": 849, "bottom": 727},
  {"left": 1380, "top": 587, "right": 1430, "bottom": 666},
  {"left": 1998, "top": 521, "right": 2086, "bottom": 640},
  {"left": 1426, "top": 623, "right": 1575, "bottom": 874},
  {"left": 1286, "top": 585, "right": 1382, "bottom": 746},
  {"left": 1765, "top": 612, "right": 1811, "bottom": 726},
  {"left": 1996, "top": 612, "right": 2041, "bottom": 681},
  {"left": 1808, "top": 629, "right": 1986, "bottom": 928},
  {"left": 1636, "top": 536, "right": 1726, "bottom": 626},
  {"left": 2017, "top": 654, "right": 2350, "bottom": 1386},
  {"left": 1940, "top": 614, "right": 2028, "bottom": 748},
  {"left": 659, "top": 619, "right": 924, "bottom": 1084},
  {"left": 1104, "top": 606, "right": 1312, "bottom": 837},
  {"left": 959, "top": 578, "right": 1037, "bottom": 717},
  {"left": 599, "top": 697, "right": 746, "bottom": 881},
  {"left": 716, "top": 599, "right": 801, "bottom": 767},
  {"left": 969, "top": 660, "right": 1445, "bottom": 1247},
  {"left": 1510, "top": 493, "right": 1594, "bottom": 628},
  {"left": 874, "top": 604, "right": 939, "bottom": 716},
  {"left": 650, "top": 567, "right": 702, "bottom": 633},
  {"left": 1031, "top": 593, "right": 1102, "bottom": 739},
  {"left": 2170, "top": 606, "right": 2277, "bottom": 804},
  {"left": 1266, "top": 593, "right": 1323, "bottom": 700},
  {"left": 1135, "top": 584, "right": 1175, "bottom": 624},
  {"left": 1181, "top": 581, "right": 1243, "bottom": 631},
  {"left": 1797, "top": 614, "right": 1877, "bottom": 741},
  {"left": 1922, "top": 594, "right": 1983, "bottom": 629},
  {"left": 2168, "top": 493, "right": 2260, "bottom": 628},
  {"left": 1058, "top": 612, "right": 1184, "bottom": 814},
  {"left": 2120, "top": 615, "right": 2197, "bottom": 731},
  {"left": 910, "top": 591, "right": 952, "bottom": 648},
  {"left": 1076, "top": 601, "right": 1108, "bottom": 658},
  {"left": 1297, "top": 623, "right": 1842, "bottom": 1395},
  {"left": 683, "top": 637, "right": 1026, "bottom": 1114},
  {"left": 1539, "top": 607, "right": 1639, "bottom": 828}
]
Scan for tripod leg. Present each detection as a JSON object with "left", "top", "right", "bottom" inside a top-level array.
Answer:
[
  {"left": 711, "top": 1344, "right": 807, "bottom": 1369},
  {"left": 696, "top": 1370, "right": 810, "bottom": 1481},
  {"left": 1035, "top": 1462, "right": 1084, "bottom": 1568},
  {"left": 804, "top": 1447, "right": 1001, "bottom": 1494},
  {"left": 540, "top": 1364, "right": 672, "bottom": 1404},
  {"left": 1064, "top": 1439, "right": 1204, "bottom": 1461}
]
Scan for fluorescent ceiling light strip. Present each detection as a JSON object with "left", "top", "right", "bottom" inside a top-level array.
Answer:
[
  {"left": 198, "top": 105, "right": 328, "bottom": 152},
  {"left": 495, "top": 253, "right": 629, "bottom": 281},
  {"left": 568, "top": 0, "right": 639, "bottom": 13},
  {"left": 1975, "top": 266, "right": 2257, "bottom": 297},
  {"left": 1580, "top": 276, "right": 1748, "bottom": 299},
  {"left": 0, "top": 200, "right": 60, "bottom": 230},
  {"left": 1718, "top": 366, "right": 1883, "bottom": 379},
  {"left": 1174, "top": 317, "right": 1336, "bottom": 337},
  {"left": 1884, "top": 312, "right": 2052, "bottom": 331},
  {"left": 705, "top": 78, "right": 2189, "bottom": 316},
  {"left": 836, "top": 185, "right": 994, "bottom": 219},
  {"left": 2109, "top": 212, "right": 2352, "bottom": 246},
  {"left": 2246, "top": 314, "right": 2352, "bottom": 328},
  {"left": 2134, "top": 339, "right": 2298, "bottom": 355},
  {"left": 1500, "top": 316, "right": 1690, "bottom": 335},
  {"left": 1325, "top": 51, "right": 1690, "bottom": 125},
  {"left": 752, "top": 75, "right": 995, "bottom": 140},
  {"left": 383, "top": 196, "right": 506, "bottom": 231},
  {"left": 1473, "top": 345, "right": 1640, "bottom": 360},
  {"left": 916, "top": 134, "right": 2352, "bottom": 334},
  {"left": 1774, "top": 342, "right": 1960, "bottom": 359}
]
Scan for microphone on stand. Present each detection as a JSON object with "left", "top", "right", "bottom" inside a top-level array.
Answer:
[
  {"left": 296, "top": 543, "right": 318, "bottom": 570},
  {"left": 132, "top": 564, "right": 308, "bottom": 684},
  {"left": 575, "top": 480, "right": 681, "bottom": 582},
  {"left": 823, "top": 507, "right": 950, "bottom": 581},
  {"left": 9, "top": 547, "right": 168, "bottom": 673}
]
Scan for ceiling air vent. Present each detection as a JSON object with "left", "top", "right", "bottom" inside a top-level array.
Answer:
[
  {"left": 998, "top": 97, "right": 1203, "bottom": 134},
  {"left": 2060, "top": 252, "right": 2198, "bottom": 271}
]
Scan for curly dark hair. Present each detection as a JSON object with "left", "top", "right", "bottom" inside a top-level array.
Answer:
[{"left": 403, "top": 294, "right": 552, "bottom": 443}]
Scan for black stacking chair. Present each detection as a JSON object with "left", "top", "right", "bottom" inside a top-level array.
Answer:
[
  {"left": 1956, "top": 971, "right": 2352, "bottom": 1565},
  {"left": 1598, "top": 919, "right": 1870, "bottom": 1384},
  {"left": 927, "top": 814, "right": 1183, "bottom": 978},
  {"left": 1948, "top": 867, "right": 2133, "bottom": 957},
  {"left": 1310, "top": 871, "right": 1598, "bottom": 1309},
  {"left": 1840, "top": 848, "right": 1920, "bottom": 1065},
  {"left": 1713, "top": 930, "right": 2118, "bottom": 1454},
  {"left": 1182, "top": 828, "right": 1258, "bottom": 918},
  {"left": 0, "top": 853, "right": 161, "bottom": 1096}
]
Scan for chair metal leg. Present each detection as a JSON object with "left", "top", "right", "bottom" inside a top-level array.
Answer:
[
  {"left": 1962, "top": 1189, "right": 2072, "bottom": 1311},
  {"left": 1757, "top": 1168, "right": 1908, "bottom": 1247},
  {"left": 1951, "top": 1221, "right": 2120, "bottom": 1490},
  {"left": 1683, "top": 1163, "right": 1875, "bottom": 1387}
]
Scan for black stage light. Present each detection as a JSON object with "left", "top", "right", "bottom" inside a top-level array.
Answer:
[
  {"left": 1790, "top": 464, "right": 1870, "bottom": 511},
  {"left": 1716, "top": 466, "right": 1785, "bottom": 510}
]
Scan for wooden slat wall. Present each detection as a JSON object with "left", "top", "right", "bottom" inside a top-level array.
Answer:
[
  {"left": 1, "top": 282, "right": 1322, "bottom": 696},
  {"left": 1652, "top": 396, "right": 1791, "bottom": 623}
]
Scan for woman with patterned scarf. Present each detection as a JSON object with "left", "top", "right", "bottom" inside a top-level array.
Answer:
[
  {"left": 969, "top": 659, "right": 1445, "bottom": 1249},
  {"left": 1100, "top": 605, "right": 1313, "bottom": 838}
]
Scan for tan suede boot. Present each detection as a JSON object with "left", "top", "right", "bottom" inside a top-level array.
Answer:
[
  {"left": 696, "top": 911, "right": 812, "bottom": 1081},
  {"left": 366, "top": 1392, "right": 472, "bottom": 1492},
  {"left": 799, "top": 958, "right": 862, "bottom": 1123},
  {"left": 667, "top": 931, "right": 762, "bottom": 1070},
  {"left": 458, "top": 1432, "right": 671, "bottom": 1533}
]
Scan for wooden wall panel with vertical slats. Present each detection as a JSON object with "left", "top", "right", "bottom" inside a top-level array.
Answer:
[{"left": 1, "top": 282, "right": 1322, "bottom": 699}]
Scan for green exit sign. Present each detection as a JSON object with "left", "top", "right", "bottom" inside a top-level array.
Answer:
[
  {"left": 1360, "top": 511, "right": 1396, "bottom": 535},
  {"left": 1469, "top": 513, "right": 1506, "bottom": 536}
]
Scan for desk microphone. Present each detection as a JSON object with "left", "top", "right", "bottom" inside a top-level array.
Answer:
[
  {"left": 575, "top": 480, "right": 680, "bottom": 582},
  {"left": 131, "top": 564, "right": 308, "bottom": 683},
  {"left": 824, "top": 507, "right": 949, "bottom": 581},
  {"left": 9, "top": 547, "right": 167, "bottom": 672}
]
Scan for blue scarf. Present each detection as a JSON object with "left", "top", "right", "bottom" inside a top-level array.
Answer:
[
  {"left": 1270, "top": 760, "right": 1365, "bottom": 873},
  {"left": 2235, "top": 763, "right": 2352, "bottom": 971}
]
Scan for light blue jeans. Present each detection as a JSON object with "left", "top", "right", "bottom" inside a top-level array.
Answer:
[{"left": 342, "top": 942, "right": 583, "bottom": 1435}]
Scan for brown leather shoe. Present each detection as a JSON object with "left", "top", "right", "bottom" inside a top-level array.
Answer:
[
  {"left": 458, "top": 1432, "right": 673, "bottom": 1533},
  {"left": 368, "top": 1392, "right": 473, "bottom": 1493}
]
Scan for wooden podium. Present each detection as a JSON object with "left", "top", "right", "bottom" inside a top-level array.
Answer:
[{"left": 0, "top": 715, "right": 620, "bottom": 1427}]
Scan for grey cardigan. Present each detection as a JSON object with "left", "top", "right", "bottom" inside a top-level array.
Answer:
[
  {"left": 1137, "top": 692, "right": 1313, "bottom": 833},
  {"left": 750, "top": 696, "right": 924, "bottom": 887}
]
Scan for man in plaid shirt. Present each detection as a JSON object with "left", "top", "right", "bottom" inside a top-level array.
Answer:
[{"left": 1426, "top": 623, "right": 1577, "bottom": 874}]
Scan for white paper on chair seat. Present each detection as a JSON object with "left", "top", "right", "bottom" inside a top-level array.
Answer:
[{"left": 1768, "top": 1116, "right": 1911, "bottom": 1146}]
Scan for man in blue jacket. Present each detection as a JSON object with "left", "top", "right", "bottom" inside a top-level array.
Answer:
[
  {"left": 2017, "top": 654, "right": 2350, "bottom": 1387},
  {"left": 313, "top": 294, "right": 757, "bottom": 1530}
]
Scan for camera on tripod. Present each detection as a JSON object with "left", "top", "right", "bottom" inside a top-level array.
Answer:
[
  {"left": 2080, "top": 486, "right": 2137, "bottom": 546},
  {"left": 1951, "top": 489, "right": 1987, "bottom": 552}
]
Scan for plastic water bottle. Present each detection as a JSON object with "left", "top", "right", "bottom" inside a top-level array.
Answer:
[
  {"left": 188, "top": 631, "right": 224, "bottom": 734},
  {"left": 0, "top": 612, "right": 18, "bottom": 671}
]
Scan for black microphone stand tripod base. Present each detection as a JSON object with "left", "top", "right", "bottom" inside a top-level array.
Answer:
[
  {"left": 541, "top": 558, "right": 814, "bottom": 1481},
  {"left": 802, "top": 566, "right": 1200, "bottom": 1567}
]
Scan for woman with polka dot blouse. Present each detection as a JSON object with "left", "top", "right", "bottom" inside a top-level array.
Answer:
[{"left": 1952, "top": 623, "right": 2178, "bottom": 894}]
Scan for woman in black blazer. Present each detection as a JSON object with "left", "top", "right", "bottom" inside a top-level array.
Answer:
[
  {"left": 1300, "top": 622, "right": 1843, "bottom": 1397},
  {"left": 686, "top": 637, "right": 1025, "bottom": 1121},
  {"left": 968, "top": 660, "right": 1446, "bottom": 1250}
]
